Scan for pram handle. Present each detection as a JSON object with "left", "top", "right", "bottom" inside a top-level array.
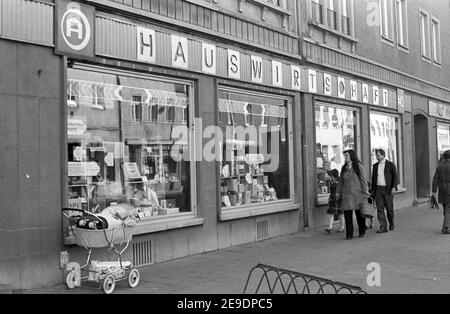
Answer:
[
  {"left": 62, "top": 208, "right": 85, "bottom": 214},
  {"left": 61, "top": 208, "right": 107, "bottom": 229}
]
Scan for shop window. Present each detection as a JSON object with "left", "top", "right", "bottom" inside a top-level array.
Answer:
[
  {"left": 437, "top": 123, "right": 450, "bottom": 160},
  {"left": 369, "top": 112, "right": 402, "bottom": 185},
  {"left": 315, "top": 104, "right": 359, "bottom": 199},
  {"left": 66, "top": 66, "right": 195, "bottom": 222},
  {"left": 218, "top": 88, "right": 293, "bottom": 210}
]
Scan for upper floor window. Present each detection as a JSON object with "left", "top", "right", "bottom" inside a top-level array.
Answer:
[
  {"left": 310, "top": 0, "right": 353, "bottom": 36},
  {"left": 327, "top": 0, "right": 337, "bottom": 29},
  {"left": 380, "top": 0, "right": 394, "bottom": 42},
  {"left": 312, "top": 0, "right": 323, "bottom": 24},
  {"left": 431, "top": 17, "right": 441, "bottom": 65},
  {"left": 341, "top": 0, "right": 350, "bottom": 35},
  {"left": 419, "top": 9, "right": 431, "bottom": 60},
  {"left": 395, "top": 0, "right": 408, "bottom": 49}
]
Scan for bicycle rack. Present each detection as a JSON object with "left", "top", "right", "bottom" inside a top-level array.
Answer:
[{"left": 243, "top": 264, "right": 368, "bottom": 294}]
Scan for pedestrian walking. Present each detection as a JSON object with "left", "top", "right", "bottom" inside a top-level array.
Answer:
[
  {"left": 366, "top": 181, "right": 374, "bottom": 229},
  {"left": 371, "top": 149, "right": 399, "bottom": 234},
  {"left": 432, "top": 150, "right": 450, "bottom": 234},
  {"left": 337, "top": 150, "right": 369, "bottom": 240},
  {"left": 325, "top": 169, "right": 345, "bottom": 234}
]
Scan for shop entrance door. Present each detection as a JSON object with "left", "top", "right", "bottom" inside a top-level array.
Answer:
[{"left": 414, "top": 114, "right": 430, "bottom": 199}]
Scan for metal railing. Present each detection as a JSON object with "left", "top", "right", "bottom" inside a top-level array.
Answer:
[
  {"left": 341, "top": 16, "right": 351, "bottom": 35},
  {"left": 243, "top": 264, "right": 368, "bottom": 294},
  {"left": 327, "top": 9, "right": 337, "bottom": 30},
  {"left": 312, "top": 2, "right": 323, "bottom": 24}
]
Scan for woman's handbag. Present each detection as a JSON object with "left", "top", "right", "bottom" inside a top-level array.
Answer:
[{"left": 360, "top": 197, "right": 377, "bottom": 218}]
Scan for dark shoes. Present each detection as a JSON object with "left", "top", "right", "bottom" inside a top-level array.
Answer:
[
  {"left": 442, "top": 228, "right": 450, "bottom": 235},
  {"left": 325, "top": 228, "right": 332, "bottom": 234},
  {"left": 377, "top": 228, "right": 388, "bottom": 234},
  {"left": 345, "top": 233, "right": 365, "bottom": 240},
  {"left": 389, "top": 226, "right": 395, "bottom": 231}
]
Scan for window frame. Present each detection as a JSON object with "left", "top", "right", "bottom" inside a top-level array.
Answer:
[
  {"left": 380, "top": 0, "right": 394, "bottom": 44},
  {"left": 314, "top": 102, "right": 361, "bottom": 205},
  {"left": 436, "top": 121, "right": 450, "bottom": 161},
  {"left": 311, "top": 0, "right": 324, "bottom": 24},
  {"left": 430, "top": 15, "right": 442, "bottom": 66},
  {"left": 419, "top": 8, "right": 431, "bottom": 62},
  {"left": 66, "top": 62, "right": 199, "bottom": 223},
  {"left": 395, "top": 0, "right": 409, "bottom": 51},
  {"left": 369, "top": 110, "right": 404, "bottom": 189},
  {"left": 217, "top": 85, "right": 296, "bottom": 216}
]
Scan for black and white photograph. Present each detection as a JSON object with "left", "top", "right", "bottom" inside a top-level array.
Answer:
[{"left": 0, "top": 0, "right": 450, "bottom": 301}]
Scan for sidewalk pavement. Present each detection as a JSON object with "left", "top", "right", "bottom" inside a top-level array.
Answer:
[{"left": 23, "top": 205, "right": 450, "bottom": 294}]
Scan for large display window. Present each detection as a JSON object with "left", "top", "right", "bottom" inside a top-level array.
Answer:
[
  {"left": 437, "top": 122, "right": 450, "bottom": 160},
  {"left": 369, "top": 111, "right": 403, "bottom": 186},
  {"left": 315, "top": 103, "right": 360, "bottom": 202},
  {"left": 218, "top": 87, "right": 294, "bottom": 211},
  {"left": 66, "top": 65, "right": 196, "bottom": 221}
]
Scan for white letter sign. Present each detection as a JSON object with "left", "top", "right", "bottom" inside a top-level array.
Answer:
[
  {"left": 373, "top": 86, "right": 380, "bottom": 106},
  {"left": 228, "top": 50, "right": 240, "bottom": 79},
  {"left": 202, "top": 43, "right": 216, "bottom": 74},
  {"left": 308, "top": 69, "right": 317, "bottom": 93},
  {"left": 272, "top": 61, "right": 283, "bottom": 87},
  {"left": 291, "top": 66, "right": 301, "bottom": 90},
  {"left": 172, "top": 35, "right": 188, "bottom": 69},
  {"left": 137, "top": 27, "right": 156, "bottom": 63},
  {"left": 251, "top": 56, "right": 263, "bottom": 84},
  {"left": 383, "top": 89, "right": 389, "bottom": 107},
  {"left": 338, "top": 77, "right": 346, "bottom": 99},
  {"left": 350, "top": 81, "right": 358, "bottom": 101},
  {"left": 362, "top": 84, "right": 369, "bottom": 103},
  {"left": 323, "top": 73, "right": 332, "bottom": 96}
]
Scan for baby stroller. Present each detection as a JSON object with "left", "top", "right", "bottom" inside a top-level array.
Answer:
[{"left": 62, "top": 208, "right": 140, "bottom": 294}]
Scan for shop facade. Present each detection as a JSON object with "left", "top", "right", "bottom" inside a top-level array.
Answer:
[
  {"left": 2, "top": 0, "right": 450, "bottom": 290},
  {"left": 0, "top": 0, "right": 306, "bottom": 289},
  {"left": 296, "top": 66, "right": 415, "bottom": 227}
]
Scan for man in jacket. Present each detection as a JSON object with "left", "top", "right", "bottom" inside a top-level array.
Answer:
[
  {"left": 432, "top": 150, "right": 450, "bottom": 234},
  {"left": 371, "top": 149, "right": 399, "bottom": 233}
]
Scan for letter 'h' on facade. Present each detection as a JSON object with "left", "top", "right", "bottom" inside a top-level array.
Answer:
[{"left": 137, "top": 27, "right": 156, "bottom": 63}]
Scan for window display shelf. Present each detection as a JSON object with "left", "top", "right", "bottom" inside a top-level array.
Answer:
[
  {"left": 133, "top": 215, "right": 204, "bottom": 235},
  {"left": 219, "top": 201, "right": 299, "bottom": 221}
]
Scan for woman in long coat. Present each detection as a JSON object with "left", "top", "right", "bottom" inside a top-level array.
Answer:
[{"left": 337, "top": 150, "right": 369, "bottom": 240}]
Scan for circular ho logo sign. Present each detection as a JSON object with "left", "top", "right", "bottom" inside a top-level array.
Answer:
[{"left": 61, "top": 6, "right": 91, "bottom": 51}]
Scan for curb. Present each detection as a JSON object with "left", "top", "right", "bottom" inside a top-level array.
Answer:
[{"left": 0, "top": 285, "right": 12, "bottom": 294}]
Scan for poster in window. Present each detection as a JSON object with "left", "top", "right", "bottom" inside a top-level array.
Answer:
[{"left": 122, "top": 162, "right": 142, "bottom": 181}]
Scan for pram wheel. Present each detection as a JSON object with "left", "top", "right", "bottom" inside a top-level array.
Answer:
[
  {"left": 102, "top": 275, "right": 116, "bottom": 294},
  {"left": 66, "top": 270, "right": 79, "bottom": 289},
  {"left": 128, "top": 268, "right": 140, "bottom": 288}
]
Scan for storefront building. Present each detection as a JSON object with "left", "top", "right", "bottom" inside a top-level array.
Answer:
[
  {"left": 0, "top": 0, "right": 306, "bottom": 289},
  {"left": 2, "top": 0, "right": 450, "bottom": 290},
  {"left": 298, "top": 0, "right": 450, "bottom": 227}
]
